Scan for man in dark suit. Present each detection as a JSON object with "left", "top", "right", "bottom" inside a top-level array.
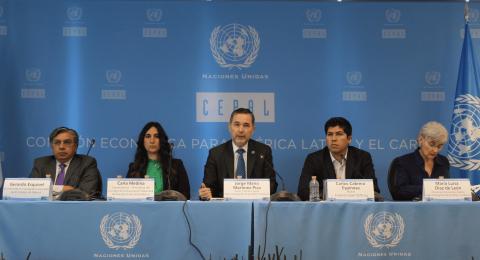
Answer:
[
  {"left": 30, "top": 127, "right": 102, "bottom": 199},
  {"left": 297, "top": 117, "right": 380, "bottom": 201},
  {"left": 199, "top": 108, "right": 277, "bottom": 199}
]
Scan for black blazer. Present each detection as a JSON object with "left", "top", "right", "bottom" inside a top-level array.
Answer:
[
  {"left": 391, "top": 149, "right": 450, "bottom": 201},
  {"left": 30, "top": 154, "right": 103, "bottom": 198},
  {"left": 203, "top": 139, "right": 278, "bottom": 198},
  {"left": 297, "top": 146, "right": 380, "bottom": 201},
  {"left": 126, "top": 158, "right": 191, "bottom": 199}
]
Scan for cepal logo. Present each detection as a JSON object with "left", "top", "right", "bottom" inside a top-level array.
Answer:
[
  {"left": 25, "top": 68, "right": 41, "bottom": 82},
  {"left": 66, "top": 7, "right": 83, "bottom": 21},
  {"left": 364, "top": 211, "right": 405, "bottom": 248},
  {"left": 346, "top": 71, "right": 362, "bottom": 86},
  {"left": 106, "top": 70, "right": 122, "bottom": 84},
  {"left": 468, "top": 8, "right": 480, "bottom": 23},
  {"left": 100, "top": 212, "right": 142, "bottom": 250},
  {"left": 425, "top": 71, "right": 441, "bottom": 86},
  {"left": 306, "top": 9, "right": 322, "bottom": 23},
  {"left": 146, "top": 9, "right": 162, "bottom": 22},
  {"left": 385, "top": 8, "right": 401, "bottom": 24},
  {"left": 210, "top": 23, "right": 260, "bottom": 69}
]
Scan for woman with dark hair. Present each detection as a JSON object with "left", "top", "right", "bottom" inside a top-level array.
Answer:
[{"left": 126, "top": 121, "right": 190, "bottom": 199}]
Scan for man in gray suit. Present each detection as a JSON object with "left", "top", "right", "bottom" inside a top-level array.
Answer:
[
  {"left": 30, "top": 127, "right": 102, "bottom": 199},
  {"left": 199, "top": 108, "right": 277, "bottom": 200}
]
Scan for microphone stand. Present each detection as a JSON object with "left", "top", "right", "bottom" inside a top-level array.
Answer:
[{"left": 258, "top": 152, "right": 300, "bottom": 201}]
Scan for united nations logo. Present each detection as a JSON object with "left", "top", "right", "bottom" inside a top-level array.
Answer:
[
  {"left": 100, "top": 212, "right": 142, "bottom": 250},
  {"left": 448, "top": 94, "right": 480, "bottom": 170},
  {"left": 306, "top": 9, "right": 322, "bottom": 23},
  {"left": 346, "top": 71, "right": 362, "bottom": 86},
  {"left": 385, "top": 8, "right": 401, "bottom": 24},
  {"left": 210, "top": 23, "right": 260, "bottom": 69},
  {"left": 425, "top": 71, "right": 441, "bottom": 86},
  {"left": 468, "top": 8, "right": 480, "bottom": 23},
  {"left": 66, "top": 7, "right": 82, "bottom": 21},
  {"left": 364, "top": 211, "right": 404, "bottom": 248},
  {"left": 106, "top": 70, "right": 122, "bottom": 84},
  {"left": 25, "top": 68, "right": 42, "bottom": 82},
  {"left": 146, "top": 9, "right": 162, "bottom": 22}
]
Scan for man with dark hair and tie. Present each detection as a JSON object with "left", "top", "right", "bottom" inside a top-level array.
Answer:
[
  {"left": 297, "top": 117, "right": 381, "bottom": 201},
  {"left": 199, "top": 108, "right": 277, "bottom": 200},
  {"left": 30, "top": 127, "right": 102, "bottom": 199}
]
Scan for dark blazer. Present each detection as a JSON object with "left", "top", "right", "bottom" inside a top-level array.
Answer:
[
  {"left": 391, "top": 149, "right": 450, "bottom": 201},
  {"left": 297, "top": 146, "right": 380, "bottom": 201},
  {"left": 126, "top": 158, "right": 190, "bottom": 199},
  {"left": 203, "top": 139, "right": 278, "bottom": 198},
  {"left": 30, "top": 154, "right": 102, "bottom": 198}
]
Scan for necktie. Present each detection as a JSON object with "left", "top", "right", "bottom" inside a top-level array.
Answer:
[
  {"left": 56, "top": 163, "right": 66, "bottom": 185},
  {"left": 236, "top": 149, "right": 246, "bottom": 179}
]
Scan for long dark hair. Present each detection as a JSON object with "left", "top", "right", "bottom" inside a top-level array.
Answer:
[{"left": 131, "top": 121, "right": 171, "bottom": 178}]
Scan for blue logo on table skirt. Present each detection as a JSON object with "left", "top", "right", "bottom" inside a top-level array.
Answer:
[
  {"left": 106, "top": 70, "right": 122, "bottom": 84},
  {"left": 364, "top": 211, "right": 404, "bottom": 248},
  {"left": 25, "top": 68, "right": 42, "bottom": 82},
  {"left": 306, "top": 9, "right": 322, "bottom": 23},
  {"left": 425, "top": 71, "right": 441, "bottom": 86},
  {"left": 210, "top": 23, "right": 260, "bottom": 69},
  {"left": 146, "top": 9, "right": 162, "bottom": 22},
  {"left": 346, "top": 71, "right": 362, "bottom": 86},
  {"left": 448, "top": 94, "right": 480, "bottom": 169},
  {"left": 385, "top": 9, "right": 401, "bottom": 24},
  {"left": 66, "top": 7, "right": 82, "bottom": 21},
  {"left": 468, "top": 8, "right": 480, "bottom": 23},
  {"left": 100, "top": 212, "right": 142, "bottom": 250}
]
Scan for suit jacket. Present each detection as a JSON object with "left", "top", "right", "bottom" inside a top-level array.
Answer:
[
  {"left": 203, "top": 139, "right": 278, "bottom": 198},
  {"left": 126, "top": 158, "right": 191, "bottom": 199},
  {"left": 391, "top": 149, "right": 450, "bottom": 201},
  {"left": 297, "top": 146, "right": 380, "bottom": 201},
  {"left": 30, "top": 154, "right": 102, "bottom": 199}
]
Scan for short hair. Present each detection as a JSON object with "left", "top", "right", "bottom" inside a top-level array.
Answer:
[
  {"left": 324, "top": 117, "right": 352, "bottom": 136},
  {"left": 229, "top": 108, "right": 255, "bottom": 125},
  {"left": 418, "top": 121, "right": 448, "bottom": 144},
  {"left": 49, "top": 127, "right": 79, "bottom": 144}
]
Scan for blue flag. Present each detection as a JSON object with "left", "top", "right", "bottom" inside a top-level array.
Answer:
[{"left": 448, "top": 23, "right": 480, "bottom": 184}]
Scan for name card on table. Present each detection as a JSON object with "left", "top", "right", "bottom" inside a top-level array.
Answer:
[
  {"left": 2, "top": 178, "right": 52, "bottom": 201},
  {"left": 107, "top": 178, "right": 154, "bottom": 201},
  {"left": 224, "top": 179, "right": 270, "bottom": 200},
  {"left": 323, "top": 179, "right": 374, "bottom": 201},
  {"left": 422, "top": 178, "right": 472, "bottom": 201}
]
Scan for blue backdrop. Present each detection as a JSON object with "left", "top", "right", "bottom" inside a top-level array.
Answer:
[{"left": 1, "top": 0, "right": 477, "bottom": 199}]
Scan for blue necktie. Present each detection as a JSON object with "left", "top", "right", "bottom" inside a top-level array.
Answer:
[
  {"left": 236, "top": 149, "right": 246, "bottom": 179},
  {"left": 55, "top": 163, "right": 66, "bottom": 185}
]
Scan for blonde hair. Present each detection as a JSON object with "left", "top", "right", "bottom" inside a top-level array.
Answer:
[{"left": 418, "top": 121, "right": 448, "bottom": 144}]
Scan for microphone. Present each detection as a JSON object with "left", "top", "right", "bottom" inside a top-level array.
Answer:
[
  {"left": 86, "top": 138, "right": 96, "bottom": 156},
  {"left": 155, "top": 142, "right": 186, "bottom": 201},
  {"left": 256, "top": 151, "right": 300, "bottom": 201}
]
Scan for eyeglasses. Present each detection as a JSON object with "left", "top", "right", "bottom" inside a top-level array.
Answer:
[{"left": 52, "top": 139, "right": 75, "bottom": 147}]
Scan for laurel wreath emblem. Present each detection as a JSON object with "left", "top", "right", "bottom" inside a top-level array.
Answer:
[
  {"left": 448, "top": 94, "right": 480, "bottom": 170},
  {"left": 210, "top": 25, "right": 260, "bottom": 69},
  {"left": 364, "top": 213, "right": 404, "bottom": 249},
  {"left": 100, "top": 213, "right": 142, "bottom": 250}
]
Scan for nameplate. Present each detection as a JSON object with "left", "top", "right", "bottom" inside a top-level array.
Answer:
[
  {"left": 2, "top": 178, "right": 52, "bottom": 201},
  {"left": 422, "top": 178, "right": 472, "bottom": 201},
  {"left": 107, "top": 178, "right": 155, "bottom": 201},
  {"left": 223, "top": 179, "right": 270, "bottom": 200},
  {"left": 323, "top": 179, "right": 374, "bottom": 201}
]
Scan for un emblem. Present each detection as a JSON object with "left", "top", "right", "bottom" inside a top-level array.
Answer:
[
  {"left": 448, "top": 94, "right": 480, "bottom": 170},
  {"left": 210, "top": 23, "right": 260, "bottom": 69},
  {"left": 146, "top": 9, "right": 162, "bottom": 22},
  {"left": 306, "top": 9, "right": 322, "bottom": 23},
  {"left": 66, "top": 7, "right": 82, "bottom": 21},
  {"left": 468, "top": 8, "right": 480, "bottom": 23},
  {"left": 385, "top": 8, "right": 401, "bottom": 24},
  {"left": 425, "top": 71, "right": 441, "bottom": 86},
  {"left": 100, "top": 212, "right": 142, "bottom": 250},
  {"left": 346, "top": 71, "right": 362, "bottom": 86},
  {"left": 25, "top": 68, "right": 42, "bottom": 82},
  {"left": 106, "top": 70, "right": 122, "bottom": 84},
  {"left": 364, "top": 211, "right": 404, "bottom": 248}
]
